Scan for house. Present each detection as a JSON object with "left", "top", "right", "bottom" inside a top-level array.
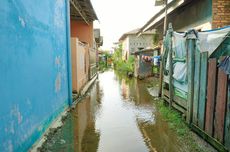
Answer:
[
  {"left": 119, "top": 29, "right": 155, "bottom": 60},
  {"left": 0, "top": 0, "right": 99, "bottom": 151},
  {"left": 131, "top": 47, "right": 160, "bottom": 78},
  {"left": 94, "top": 28, "right": 103, "bottom": 65},
  {"left": 137, "top": 0, "right": 230, "bottom": 37},
  {"left": 70, "top": 0, "right": 99, "bottom": 93},
  {"left": 137, "top": 0, "right": 230, "bottom": 151}
]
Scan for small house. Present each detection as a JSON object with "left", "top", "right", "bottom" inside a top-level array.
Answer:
[
  {"left": 119, "top": 29, "right": 155, "bottom": 60},
  {"left": 70, "top": 0, "right": 99, "bottom": 94},
  {"left": 132, "top": 47, "right": 160, "bottom": 79}
]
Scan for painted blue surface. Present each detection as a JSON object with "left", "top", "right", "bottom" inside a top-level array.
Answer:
[{"left": 0, "top": 0, "right": 71, "bottom": 151}]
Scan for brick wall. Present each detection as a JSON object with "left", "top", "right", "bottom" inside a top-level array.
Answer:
[{"left": 212, "top": 0, "right": 230, "bottom": 29}]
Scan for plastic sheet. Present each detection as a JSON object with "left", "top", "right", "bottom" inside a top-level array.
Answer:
[
  {"left": 219, "top": 56, "right": 230, "bottom": 75},
  {"left": 163, "top": 26, "right": 230, "bottom": 98},
  {"left": 173, "top": 26, "right": 230, "bottom": 56}
]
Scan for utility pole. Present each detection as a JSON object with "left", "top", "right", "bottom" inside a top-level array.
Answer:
[{"left": 163, "top": 0, "right": 168, "bottom": 36}]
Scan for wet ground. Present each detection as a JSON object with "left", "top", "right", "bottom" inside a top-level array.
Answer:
[{"left": 40, "top": 70, "right": 189, "bottom": 152}]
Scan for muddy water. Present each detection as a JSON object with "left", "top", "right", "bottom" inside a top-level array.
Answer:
[{"left": 43, "top": 70, "right": 185, "bottom": 152}]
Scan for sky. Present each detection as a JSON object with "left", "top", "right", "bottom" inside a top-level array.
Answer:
[{"left": 91, "top": 0, "right": 162, "bottom": 50}]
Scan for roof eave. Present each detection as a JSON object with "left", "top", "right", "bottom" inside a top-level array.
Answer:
[
  {"left": 137, "top": 0, "right": 190, "bottom": 35},
  {"left": 70, "top": 0, "right": 98, "bottom": 24}
]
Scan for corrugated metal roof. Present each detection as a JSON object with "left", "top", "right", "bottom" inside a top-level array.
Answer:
[
  {"left": 119, "top": 28, "right": 155, "bottom": 41},
  {"left": 137, "top": 0, "right": 193, "bottom": 35},
  {"left": 70, "top": 0, "right": 98, "bottom": 23}
]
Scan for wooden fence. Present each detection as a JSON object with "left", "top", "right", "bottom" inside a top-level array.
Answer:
[
  {"left": 89, "top": 48, "right": 97, "bottom": 79},
  {"left": 161, "top": 25, "right": 230, "bottom": 151}
]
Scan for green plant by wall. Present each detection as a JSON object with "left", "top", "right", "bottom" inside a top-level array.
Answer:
[
  {"left": 112, "top": 44, "right": 134, "bottom": 74},
  {"left": 98, "top": 51, "right": 112, "bottom": 71}
]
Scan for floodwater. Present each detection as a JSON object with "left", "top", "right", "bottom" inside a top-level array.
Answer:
[{"left": 42, "top": 70, "right": 186, "bottom": 152}]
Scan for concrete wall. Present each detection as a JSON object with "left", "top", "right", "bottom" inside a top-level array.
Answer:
[
  {"left": 122, "top": 37, "right": 129, "bottom": 60},
  {"left": 122, "top": 34, "right": 153, "bottom": 60},
  {"left": 0, "top": 0, "right": 71, "bottom": 151},
  {"left": 129, "top": 35, "right": 153, "bottom": 53},
  {"left": 70, "top": 20, "right": 94, "bottom": 47}
]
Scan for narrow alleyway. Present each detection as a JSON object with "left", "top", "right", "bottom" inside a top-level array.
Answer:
[{"left": 40, "top": 70, "right": 190, "bottom": 152}]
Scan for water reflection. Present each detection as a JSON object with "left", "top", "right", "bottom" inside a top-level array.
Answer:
[{"left": 44, "top": 70, "right": 185, "bottom": 152}]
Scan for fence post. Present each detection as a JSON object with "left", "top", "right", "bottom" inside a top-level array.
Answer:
[
  {"left": 159, "top": 54, "right": 163, "bottom": 97},
  {"left": 198, "top": 52, "right": 208, "bottom": 129},
  {"left": 225, "top": 75, "right": 230, "bottom": 149},
  {"left": 186, "top": 30, "right": 197, "bottom": 124},
  {"left": 192, "top": 40, "right": 201, "bottom": 125},
  {"left": 168, "top": 23, "right": 174, "bottom": 108}
]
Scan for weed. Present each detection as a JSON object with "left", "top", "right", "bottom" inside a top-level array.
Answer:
[{"left": 156, "top": 100, "right": 210, "bottom": 152}]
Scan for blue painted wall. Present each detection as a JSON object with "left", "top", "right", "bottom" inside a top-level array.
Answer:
[{"left": 0, "top": 0, "right": 71, "bottom": 151}]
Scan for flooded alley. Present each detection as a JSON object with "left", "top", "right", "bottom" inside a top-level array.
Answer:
[
  {"left": 1, "top": 0, "right": 230, "bottom": 151},
  {"left": 41, "top": 70, "right": 187, "bottom": 152}
]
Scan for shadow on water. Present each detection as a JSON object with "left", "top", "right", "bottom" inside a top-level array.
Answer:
[{"left": 43, "top": 70, "right": 186, "bottom": 152}]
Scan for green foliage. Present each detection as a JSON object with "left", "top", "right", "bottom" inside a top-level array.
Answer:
[
  {"left": 157, "top": 101, "right": 188, "bottom": 136},
  {"left": 157, "top": 101, "right": 209, "bottom": 152},
  {"left": 112, "top": 44, "right": 122, "bottom": 63},
  {"left": 112, "top": 44, "right": 135, "bottom": 73},
  {"left": 98, "top": 61, "right": 108, "bottom": 71},
  {"left": 98, "top": 51, "right": 112, "bottom": 71}
]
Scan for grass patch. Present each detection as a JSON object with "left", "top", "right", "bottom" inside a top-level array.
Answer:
[{"left": 156, "top": 100, "right": 210, "bottom": 152}]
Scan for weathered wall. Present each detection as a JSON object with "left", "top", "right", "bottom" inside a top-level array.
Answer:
[
  {"left": 212, "top": 0, "right": 230, "bottom": 29},
  {"left": 122, "top": 34, "right": 153, "bottom": 60},
  {"left": 169, "top": 0, "right": 212, "bottom": 31},
  {"left": 129, "top": 35, "right": 153, "bottom": 53},
  {"left": 156, "top": 0, "right": 213, "bottom": 38},
  {"left": 0, "top": 0, "right": 71, "bottom": 151},
  {"left": 71, "top": 38, "right": 89, "bottom": 93},
  {"left": 70, "top": 20, "right": 94, "bottom": 47},
  {"left": 122, "top": 37, "right": 129, "bottom": 60},
  {"left": 137, "top": 54, "right": 153, "bottom": 78}
]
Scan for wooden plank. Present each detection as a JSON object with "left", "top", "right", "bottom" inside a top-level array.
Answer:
[
  {"left": 163, "top": 95, "right": 186, "bottom": 114},
  {"left": 186, "top": 39, "right": 195, "bottom": 124},
  {"left": 168, "top": 28, "right": 173, "bottom": 108},
  {"left": 164, "top": 89, "right": 187, "bottom": 108},
  {"left": 193, "top": 48, "right": 201, "bottom": 125},
  {"left": 214, "top": 68, "right": 228, "bottom": 143},
  {"left": 224, "top": 75, "right": 230, "bottom": 149},
  {"left": 198, "top": 52, "right": 208, "bottom": 130},
  {"left": 191, "top": 124, "right": 228, "bottom": 152},
  {"left": 205, "top": 58, "right": 217, "bottom": 136},
  {"left": 159, "top": 59, "right": 163, "bottom": 97}
]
